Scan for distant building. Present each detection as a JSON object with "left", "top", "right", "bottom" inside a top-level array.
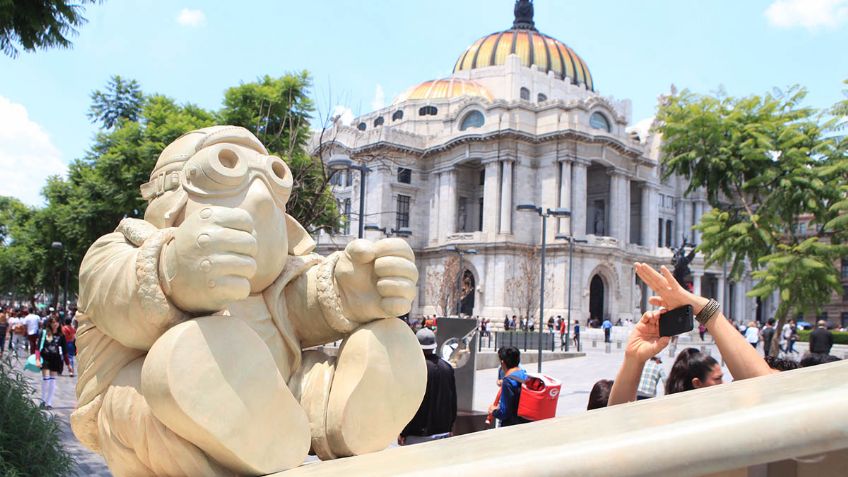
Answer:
[{"left": 312, "top": 1, "right": 773, "bottom": 326}]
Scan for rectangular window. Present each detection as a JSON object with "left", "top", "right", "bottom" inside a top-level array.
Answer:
[
  {"left": 658, "top": 218, "right": 664, "bottom": 247},
  {"left": 342, "top": 199, "right": 351, "bottom": 235},
  {"left": 665, "top": 220, "right": 673, "bottom": 247},
  {"left": 478, "top": 197, "right": 484, "bottom": 232},
  {"left": 842, "top": 259, "right": 848, "bottom": 279},
  {"left": 396, "top": 195, "right": 410, "bottom": 230},
  {"left": 843, "top": 285, "right": 848, "bottom": 302},
  {"left": 397, "top": 167, "right": 412, "bottom": 184},
  {"left": 479, "top": 169, "right": 485, "bottom": 186}
]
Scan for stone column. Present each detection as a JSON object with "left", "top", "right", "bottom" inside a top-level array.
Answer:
[
  {"left": 692, "top": 272, "right": 702, "bottom": 297},
  {"left": 429, "top": 172, "right": 441, "bottom": 243},
  {"left": 607, "top": 170, "right": 627, "bottom": 243},
  {"left": 482, "top": 161, "right": 501, "bottom": 236},
  {"left": 571, "top": 160, "right": 588, "bottom": 238},
  {"left": 683, "top": 198, "right": 694, "bottom": 244},
  {"left": 557, "top": 159, "right": 572, "bottom": 235},
  {"left": 716, "top": 275, "right": 726, "bottom": 314},
  {"left": 674, "top": 199, "right": 685, "bottom": 247},
  {"left": 499, "top": 160, "right": 513, "bottom": 234},
  {"left": 641, "top": 183, "right": 658, "bottom": 249},
  {"left": 694, "top": 200, "right": 704, "bottom": 244},
  {"left": 439, "top": 169, "right": 457, "bottom": 240}
]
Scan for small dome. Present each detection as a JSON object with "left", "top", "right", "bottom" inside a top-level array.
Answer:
[
  {"left": 394, "top": 78, "right": 494, "bottom": 104},
  {"left": 452, "top": 1, "right": 593, "bottom": 91}
]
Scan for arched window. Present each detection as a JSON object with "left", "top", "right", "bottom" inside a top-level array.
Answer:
[
  {"left": 418, "top": 105, "right": 438, "bottom": 116},
  {"left": 357, "top": 122, "right": 367, "bottom": 131},
  {"left": 373, "top": 116, "right": 384, "bottom": 127},
  {"left": 589, "top": 112, "right": 611, "bottom": 132},
  {"left": 459, "top": 110, "right": 485, "bottom": 131},
  {"left": 392, "top": 110, "right": 403, "bottom": 121},
  {"left": 520, "top": 87, "right": 530, "bottom": 100},
  {"left": 537, "top": 93, "right": 548, "bottom": 102}
]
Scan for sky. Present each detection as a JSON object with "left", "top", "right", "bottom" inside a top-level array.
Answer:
[{"left": 1, "top": 0, "right": 847, "bottom": 206}]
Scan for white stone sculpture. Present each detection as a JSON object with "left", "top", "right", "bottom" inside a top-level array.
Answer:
[{"left": 70, "top": 126, "right": 426, "bottom": 476}]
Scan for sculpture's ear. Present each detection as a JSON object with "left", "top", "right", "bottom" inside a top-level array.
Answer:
[{"left": 286, "top": 214, "right": 315, "bottom": 256}]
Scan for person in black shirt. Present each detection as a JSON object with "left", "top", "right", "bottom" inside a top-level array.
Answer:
[
  {"left": 808, "top": 320, "right": 834, "bottom": 356},
  {"left": 36, "top": 316, "right": 66, "bottom": 410},
  {"left": 760, "top": 319, "right": 776, "bottom": 358},
  {"left": 399, "top": 328, "right": 457, "bottom": 445}
]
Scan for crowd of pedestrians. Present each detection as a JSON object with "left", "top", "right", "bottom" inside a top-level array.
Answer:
[{"left": 0, "top": 304, "right": 78, "bottom": 410}]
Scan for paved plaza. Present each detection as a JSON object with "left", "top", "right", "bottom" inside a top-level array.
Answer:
[{"left": 20, "top": 327, "right": 840, "bottom": 476}]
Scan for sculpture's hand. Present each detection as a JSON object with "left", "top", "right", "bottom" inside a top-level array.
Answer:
[
  {"left": 334, "top": 238, "right": 418, "bottom": 321},
  {"left": 161, "top": 206, "right": 258, "bottom": 313}
]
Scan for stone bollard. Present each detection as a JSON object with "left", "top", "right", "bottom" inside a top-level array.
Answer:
[
  {"left": 605, "top": 342, "right": 611, "bottom": 354},
  {"left": 616, "top": 340, "right": 622, "bottom": 350},
  {"left": 592, "top": 339, "right": 597, "bottom": 348}
]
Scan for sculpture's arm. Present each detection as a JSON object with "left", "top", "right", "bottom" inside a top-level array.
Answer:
[
  {"left": 285, "top": 252, "right": 353, "bottom": 348},
  {"left": 78, "top": 229, "right": 186, "bottom": 351}
]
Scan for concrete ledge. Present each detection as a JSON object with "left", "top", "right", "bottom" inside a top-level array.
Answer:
[
  {"left": 275, "top": 361, "right": 848, "bottom": 477},
  {"left": 475, "top": 351, "right": 585, "bottom": 370}
]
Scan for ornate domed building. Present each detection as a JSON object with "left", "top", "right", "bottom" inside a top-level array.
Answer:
[{"left": 314, "top": 0, "right": 770, "bottom": 327}]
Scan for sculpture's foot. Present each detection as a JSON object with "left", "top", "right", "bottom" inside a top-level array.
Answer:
[
  {"left": 97, "top": 357, "right": 232, "bottom": 477},
  {"left": 324, "top": 319, "right": 426, "bottom": 457},
  {"left": 141, "top": 316, "right": 310, "bottom": 475}
]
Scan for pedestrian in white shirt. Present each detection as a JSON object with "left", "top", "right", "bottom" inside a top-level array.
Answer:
[{"left": 745, "top": 321, "right": 760, "bottom": 349}]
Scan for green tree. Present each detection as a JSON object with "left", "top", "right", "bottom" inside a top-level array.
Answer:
[
  {"left": 221, "top": 73, "right": 339, "bottom": 231},
  {"left": 657, "top": 85, "right": 847, "bottom": 355},
  {"left": 88, "top": 75, "right": 144, "bottom": 129},
  {"left": 0, "top": 0, "right": 99, "bottom": 58}
]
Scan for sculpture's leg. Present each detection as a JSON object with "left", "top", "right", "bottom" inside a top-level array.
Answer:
[
  {"left": 140, "top": 316, "right": 311, "bottom": 475},
  {"left": 289, "top": 349, "right": 337, "bottom": 460},
  {"left": 97, "top": 357, "right": 232, "bottom": 477},
  {"left": 323, "top": 319, "right": 426, "bottom": 457}
]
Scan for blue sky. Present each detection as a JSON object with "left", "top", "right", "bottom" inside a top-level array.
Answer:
[{"left": 1, "top": 0, "right": 847, "bottom": 205}]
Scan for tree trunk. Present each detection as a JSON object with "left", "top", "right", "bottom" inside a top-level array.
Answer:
[{"left": 769, "top": 300, "right": 791, "bottom": 358}]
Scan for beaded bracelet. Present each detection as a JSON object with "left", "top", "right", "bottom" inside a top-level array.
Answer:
[{"left": 695, "top": 299, "right": 721, "bottom": 326}]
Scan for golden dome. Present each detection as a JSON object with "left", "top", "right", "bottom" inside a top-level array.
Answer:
[
  {"left": 453, "top": 1, "right": 594, "bottom": 91},
  {"left": 394, "top": 78, "right": 494, "bottom": 103}
]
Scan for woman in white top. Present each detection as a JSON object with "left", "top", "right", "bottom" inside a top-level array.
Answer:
[{"left": 745, "top": 321, "right": 760, "bottom": 348}]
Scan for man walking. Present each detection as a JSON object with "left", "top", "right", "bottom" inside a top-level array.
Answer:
[
  {"left": 399, "top": 328, "right": 457, "bottom": 445},
  {"left": 636, "top": 356, "right": 666, "bottom": 400},
  {"left": 573, "top": 320, "right": 581, "bottom": 349},
  {"left": 808, "top": 320, "right": 834, "bottom": 356},
  {"left": 602, "top": 318, "right": 613, "bottom": 343},
  {"left": 760, "top": 319, "right": 776, "bottom": 357},
  {"left": 23, "top": 307, "right": 41, "bottom": 354}
]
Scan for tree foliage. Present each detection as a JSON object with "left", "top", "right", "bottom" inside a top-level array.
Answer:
[
  {"left": 657, "top": 83, "right": 847, "bottom": 352},
  {"left": 0, "top": 0, "right": 99, "bottom": 58},
  {"left": 0, "top": 72, "right": 338, "bottom": 304}
]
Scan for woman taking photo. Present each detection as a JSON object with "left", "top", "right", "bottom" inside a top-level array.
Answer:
[
  {"left": 35, "top": 316, "right": 66, "bottom": 410},
  {"left": 609, "top": 263, "right": 775, "bottom": 405}
]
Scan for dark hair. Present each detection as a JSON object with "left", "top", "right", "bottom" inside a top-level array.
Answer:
[
  {"left": 765, "top": 355, "right": 799, "bottom": 371},
  {"left": 587, "top": 379, "right": 614, "bottom": 410},
  {"left": 64, "top": 318, "right": 72, "bottom": 326},
  {"left": 767, "top": 318, "right": 775, "bottom": 326},
  {"left": 497, "top": 346, "right": 521, "bottom": 368},
  {"left": 800, "top": 353, "right": 841, "bottom": 368},
  {"left": 665, "top": 351, "right": 719, "bottom": 394}
]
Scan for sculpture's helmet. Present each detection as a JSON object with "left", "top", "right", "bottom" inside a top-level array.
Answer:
[{"left": 140, "top": 126, "right": 294, "bottom": 227}]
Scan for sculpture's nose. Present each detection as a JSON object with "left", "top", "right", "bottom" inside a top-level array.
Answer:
[{"left": 241, "top": 178, "right": 275, "bottom": 216}]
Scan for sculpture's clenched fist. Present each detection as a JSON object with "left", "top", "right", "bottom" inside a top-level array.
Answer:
[
  {"left": 334, "top": 238, "right": 418, "bottom": 320},
  {"left": 161, "top": 206, "right": 258, "bottom": 313}
]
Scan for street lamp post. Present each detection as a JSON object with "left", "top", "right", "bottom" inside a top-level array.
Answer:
[
  {"left": 447, "top": 246, "right": 477, "bottom": 317},
  {"left": 51, "top": 241, "right": 69, "bottom": 309},
  {"left": 556, "top": 234, "right": 588, "bottom": 351},
  {"left": 327, "top": 158, "right": 370, "bottom": 239},
  {"left": 516, "top": 205, "right": 571, "bottom": 372}
]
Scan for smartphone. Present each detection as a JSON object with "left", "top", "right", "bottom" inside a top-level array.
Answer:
[{"left": 659, "top": 305, "right": 694, "bottom": 337}]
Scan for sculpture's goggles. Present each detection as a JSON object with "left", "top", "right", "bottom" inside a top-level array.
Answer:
[{"left": 141, "top": 144, "right": 293, "bottom": 207}]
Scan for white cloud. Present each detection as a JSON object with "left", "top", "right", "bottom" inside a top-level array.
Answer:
[
  {"left": 370, "top": 84, "right": 385, "bottom": 111},
  {"left": 176, "top": 8, "right": 206, "bottom": 27},
  {"left": 0, "top": 96, "right": 65, "bottom": 206},
  {"left": 765, "top": 0, "right": 848, "bottom": 30},
  {"left": 331, "top": 105, "right": 354, "bottom": 126}
]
